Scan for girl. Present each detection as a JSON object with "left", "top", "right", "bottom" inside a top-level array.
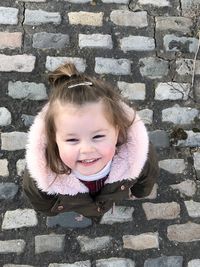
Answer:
[{"left": 23, "top": 63, "right": 159, "bottom": 220}]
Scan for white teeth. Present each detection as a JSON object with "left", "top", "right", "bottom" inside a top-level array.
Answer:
[{"left": 81, "top": 159, "right": 96, "bottom": 163}]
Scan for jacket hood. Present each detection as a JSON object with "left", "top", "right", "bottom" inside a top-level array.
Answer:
[{"left": 26, "top": 103, "right": 149, "bottom": 195}]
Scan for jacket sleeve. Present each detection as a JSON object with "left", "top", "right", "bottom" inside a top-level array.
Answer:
[
  {"left": 22, "top": 169, "right": 59, "bottom": 216},
  {"left": 130, "top": 143, "right": 159, "bottom": 198}
]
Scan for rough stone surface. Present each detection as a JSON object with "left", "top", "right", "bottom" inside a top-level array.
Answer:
[
  {"left": 8, "top": 81, "right": 47, "bottom": 100},
  {"left": 2, "top": 209, "right": 38, "bottom": 230},
  {"left": 35, "top": 234, "right": 65, "bottom": 253},
  {"left": 177, "top": 131, "right": 200, "bottom": 147},
  {"left": 142, "top": 202, "right": 180, "bottom": 220},
  {"left": 21, "top": 114, "right": 35, "bottom": 127},
  {"left": 48, "top": 261, "right": 91, "bottom": 267},
  {"left": 0, "top": 159, "right": 9, "bottom": 176},
  {"left": 170, "top": 180, "right": 196, "bottom": 197},
  {"left": 138, "top": 109, "right": 153, "bottom": 125},
  {"left": 167, "top": 222, "right": 200, "bottom": 242},
  {"left": 0, "top": 107, "right": 11, "bottom": 126},
  {"left": 118, "top": 82, "right": 146, "bottom": 100},
  {"left": 162, "top": 105, "right": 199, "bottom": 124},
  {"left": 0, "top": 55, "right": 35, "bottom": 72},
  {"left": 0, "top": 183, "right": 19, "bottom": 200},
  {"left": 156, "top": 17, "right": 193, "bottom": 33},
  {"left": 138, "top": 0, "right": 170, "bottom": 6},
  {"left": 100, "top": 206, "right": 134, "bottom": 224},
  {"left": 155, "top": 82, "right": 190, "bottom": 100},
  {"left": 46, "top": 56, "right": 86, "bottom": 72},
  {"left": 144, "top": 256, "right": 183, "bottom": 267},
  {"left": 47, "top": 211, "right": 92, "bottom": 228},
  {"left": 193, "top": 152, "right": 200, "bottom": 178},
  {"left": 0, "top": 7, "right": 18, "bottom": 25},
  {"left": 163, "top": 34, "right": 199, "bottom": 53},
  {"left": 24, "top": 10, "right": 61, "bottom": 25},
  {"left": 68, "top": 12, "right": 103, "bottom": 26},
  {"left": 120, "top": 36, "right": 155, "bottom": 52},
  {"left": 184, "top": 200, "right": 200, "bottom": 218},
  {"left": 79, "top": 34, "right": 113, "bottom": 49},
  {"left": 188, "top": 260, "right": 200, "bottom": 267},
  {"left": 33, "top": 32, "right": 69, "bottom": 49},
  {"left": 96, "top": 258, "right": 135, "bottom": 267},
  {"left": 1, "top": 132, "right": 27, "bottom": 151},
  {"left": 0, "top": 32, "right": 22, "bottom": 49},
  {"left": 123, "top": 233, "right": 159, "bottom": 250},
  {"left": 159, "top": 159, "right": 185, "bottom": 174},
  {"left": 16, "top": 159, "right": 26, "bottom": 176},
  {"left": 139, "top": 57, "right": 169, "bottom": 79},
  {"left": 0, "top": 240, "right": 26, "bottom": 255},
  {"left": 149, "top": 130, "right": 170, "bottom": 148},
  {"left": 77, "top": 236, "right": 112, "bottom": 252},
  {"left": 95, "top": 58, "right": 131, "bottom": 75},
  {"left": 110, "top": 11, "right": 148, "bottom": 27}
]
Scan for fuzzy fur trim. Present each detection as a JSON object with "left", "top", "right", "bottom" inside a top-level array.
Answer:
[{"left": 26, "top": 103, "right": 149, "bottom": 195}]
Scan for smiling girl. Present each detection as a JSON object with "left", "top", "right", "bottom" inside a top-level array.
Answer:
[{"left": 23, "top": 63, "right": 159, "bottom": 220}]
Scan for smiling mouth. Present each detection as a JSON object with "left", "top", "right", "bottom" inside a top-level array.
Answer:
[{"left": 78, "top": 158, "right": 100, "bottom": 165}]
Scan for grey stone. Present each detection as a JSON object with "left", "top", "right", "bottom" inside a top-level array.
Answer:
[
  {"left": 2, "top": 209, "right": 38, "bottom": 229},
  {"left": 177, "top": 131, "right": 200, "bottom": 147},
  {"left": 48, "top": 261, "right": 91, "bottom": 267},
  {"left": 33, "top": 32, "right": 69, "bottom": 49},
  {"left": 156, "top": 17, "right": 193, "bottom": 33},
  {"left": 96, "top": 258, "right": 135, "bottom": 267},
  {"left": 142, "top": 202, "right": 180, "bottom": 220},
  {"left": 149, "top": 130, "right": 170, "bottom": 148},
  {"left": 188, "top": 259, "right": 200, "bottom": 267},
  {"left": 0, "top": 240, "right": 25, "bottom": 254},
  {"left": 8, "top": 81, "right": 47, "bottom": 100},
  {"left": 46, "top": 56, "right": 86, "bottom": 72},
  {"left": 100, "top": 206, "right": 134, "bottom": 224},
  {"left": 167, "top": 222, "right": 200, "bottom": 242},
  {"left": 0, "top": 54, "right": 36, "bottom": 72},
  {"left": 24, "top": 9, "right": 61, "bottom": 25},
  {"left": 95, "top": 58, "right": 131, "bottom": 75},
  {"left": 1, "top": 132, "right": 27, "bottom": 151},
  {"left": 117, "top": 82, "right": 146, "bottom": 100},
  {"left": 144, "top": 256, "right": 183, "bottom": 267},
  {"left": 3, "top": 265, "right": 34, "bottom": 267},
  {"left": 110, "top": 10, "right": 148, "bottom": 27},
  {"left": 181, "top": 0, "right": 200, "bottom": 16},
  {"left": 176, "top": 59, "right": 193, "bottom": 76},
  {"left": 193, "top": 152, "right": 200, "bottom": 178},
  {"left": 162, "top": 105, "right": 199, "bottom": 124},
  {"left": 0, "top": 159, "right": 9, "bottom": 176},
  {"left": 138, "top": 109, "right": 153, "bottom": 125},
  {"left": 123, "top": 232, "right": 159, "bottom": 250},
  {"left": 155, "top": 82, "right": 190, "bottom": 100},
  {"left": 102, "top": 0, "right": 129, "bottom": 2},
  {"left": 138, "top": 0, "right": 170, "bottom": 6},
  {"left": 139, "top": 57, "right": 169, "bottom": 79},
  {"left": 79, "top": 34, "right": 113, "bottom": 49},
  {"left": 120, "top": 36, "right": 155, "bottom": 52},
  {"left": 47, "top": 211, "right": 92, "bottom": 228},
  {"left": 77, "top": 236, "right": 112, "bottom": 252},
  {"left": 16, "top": 159, "right": 26, "bottom": 176},
  {"left": 21, "top": 114, "right": 35, "bottom": 127},
  {"left": 0, "top": 7, "right": 18, "bottom": 25},
  {"left": 170, "top": 180, "right": 196, "bottom": 197},
  {"left": 159, "top": 159, "right": 185, "bottom": 174},
  {"left": 0, "top": 107, "right": 11, "bottom": 126},
  {"left": 35, "top": 234, "right": 65, "bottom": 253},
  {"left": 163, "top": 34, "right": 199, "bottom": 53},
  {"left": 0, "top": 183, "right": 19, "bottom": 200},
  {"left": 184, "top": 200, "right": 200, "bottom": 218}
]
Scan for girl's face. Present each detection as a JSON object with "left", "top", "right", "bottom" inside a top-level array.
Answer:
[{"left": 55, "top": 100, "right": 119, "bottom": 176}]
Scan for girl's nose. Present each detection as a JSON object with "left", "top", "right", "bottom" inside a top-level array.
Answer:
[{"left": 80, "top": 141, "right": 95, "bottom": 154}]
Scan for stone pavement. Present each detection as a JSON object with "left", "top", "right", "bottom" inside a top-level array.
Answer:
[{"left": 0, "top": 0, "right": 200, "bottom": 266}]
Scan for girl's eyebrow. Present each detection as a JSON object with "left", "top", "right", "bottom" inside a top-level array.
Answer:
[{"left": 65, "top": 129, "right": 108, "bottom": 136}]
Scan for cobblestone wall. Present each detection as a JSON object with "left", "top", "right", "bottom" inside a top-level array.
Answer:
[{"left": 0, "top": 0, "right": 200, "bottom": 266}]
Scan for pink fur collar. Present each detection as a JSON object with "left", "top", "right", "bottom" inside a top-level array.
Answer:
[{"left": 26, "top": 103, "right": 149, "bottom": 195}]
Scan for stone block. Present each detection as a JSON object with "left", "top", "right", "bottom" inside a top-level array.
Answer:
[
  {"left": 117, "top": 82, "right": 146, "bottom": 100},
  {"left": 110, "top": 10, "right": 148, "bottom": 27},
  {"left": 24, "top": 9, "right": 61, "bottom": 25}
]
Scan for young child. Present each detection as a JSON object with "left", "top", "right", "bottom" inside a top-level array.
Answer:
[{"left": 23, "top": 63, "right": 159, "bottom": 220}]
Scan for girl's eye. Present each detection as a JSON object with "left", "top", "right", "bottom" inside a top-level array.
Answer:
[
  {"left": 93, "top": 135, "right": 105, "bottom": 139},
  {"left": 66, "top": 138, "right": 78, "bottom": 142}
]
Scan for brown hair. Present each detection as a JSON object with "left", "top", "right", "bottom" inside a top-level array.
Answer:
[{"left": 45, "top": 63, "right": 135, "bottom": 174}]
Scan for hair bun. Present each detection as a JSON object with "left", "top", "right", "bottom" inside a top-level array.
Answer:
[{"left": 48, "top": 63, "right": 79, "bottom": 87}]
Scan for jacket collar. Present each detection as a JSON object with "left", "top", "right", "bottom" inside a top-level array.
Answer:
[{"left": 26, "top": 103, "right": 149, "bottom": 195}]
